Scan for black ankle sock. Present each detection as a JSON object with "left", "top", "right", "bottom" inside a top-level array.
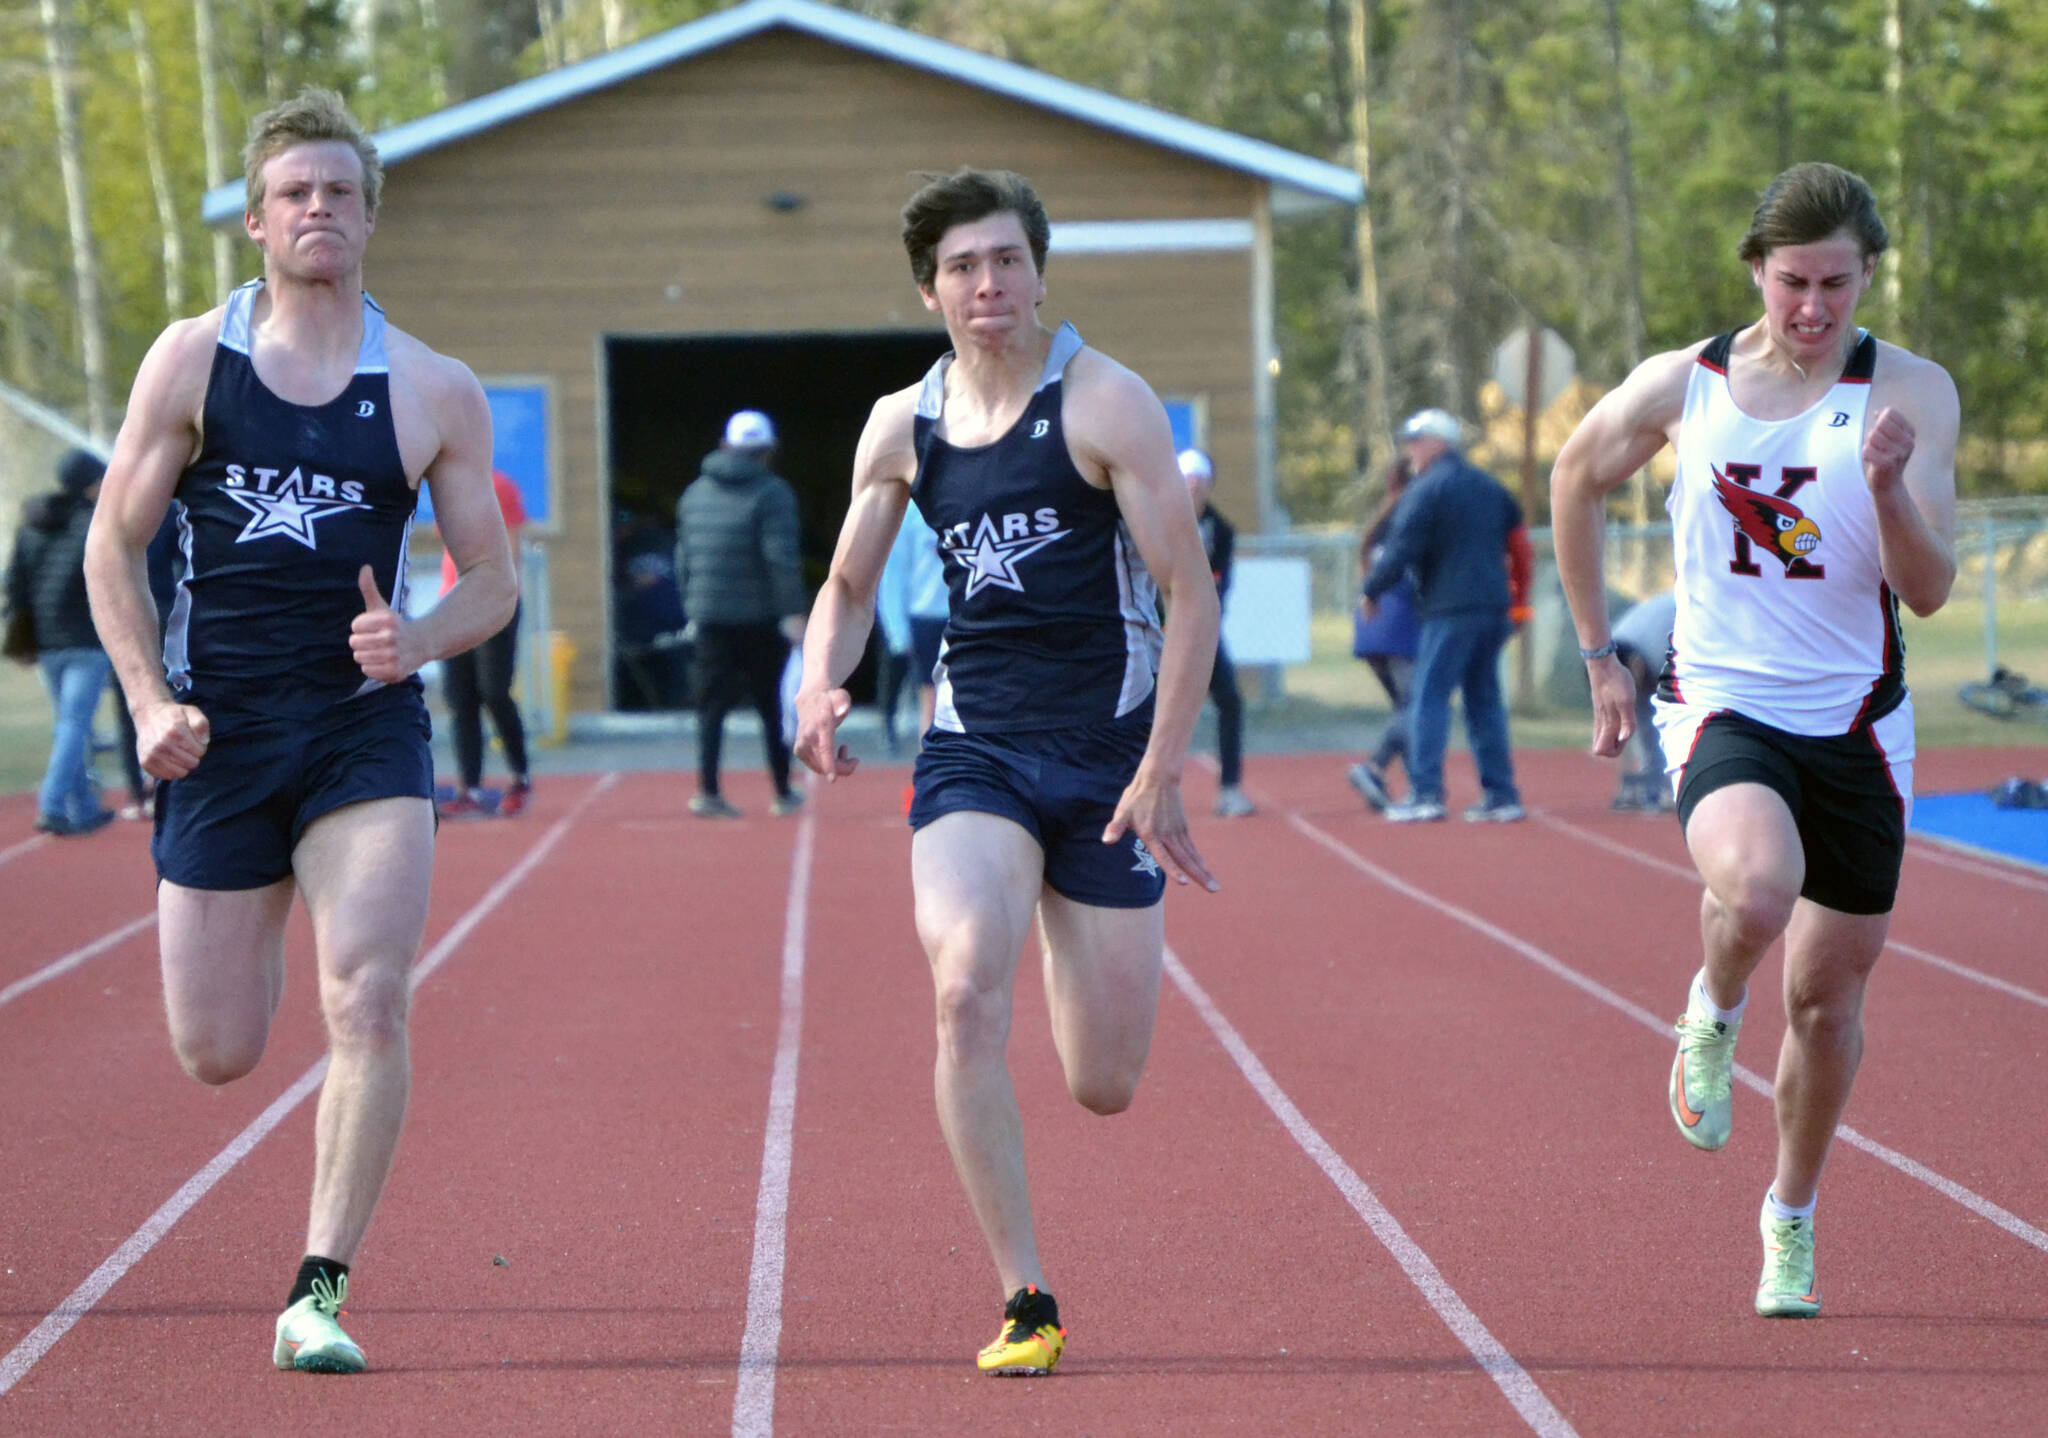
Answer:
[
  {"left": 1005, "top": 1285, "right": 1059, "bottom": 1330},
  {"left": 288, "top": 1255, "right": 349, "bottom": 1307}
]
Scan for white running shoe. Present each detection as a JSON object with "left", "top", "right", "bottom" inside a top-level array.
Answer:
[
  {"left": 273, "top": 1275, "right": 367, "bottom": 1374},
  {"left": 1670, "top": 983, "right": 1740, "bottom": 1151},
  {"left": 1756, "top": 1209, "right": 1821, "bottom": 1318}
]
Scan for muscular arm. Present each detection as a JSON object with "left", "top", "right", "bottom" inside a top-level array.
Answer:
[
  {"left": 372, "top": 353, "right": 516, "bottom": 677},
  {"left": 1069, "top": 356, "right": 1219, "bottom": 891},
  {"left": 1549, "top": 346, "right": 1693, "bottom": 756},
  {"left": 792, "top": 389, "right": 915, "bottom": 779},
  {"left": 1866, "top": 352, "right": 1959, "bottom": 617},
  {"left": 84, "top": 317, "right": 214, "bottom": 778}
]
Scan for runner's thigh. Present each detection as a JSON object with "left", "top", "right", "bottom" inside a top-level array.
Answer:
[
  {"left": 911, "top": 810, "right": 1044, "bottom": 982},
  {"left": 293, "top": 796, "right": 436, "bottom": 976}
]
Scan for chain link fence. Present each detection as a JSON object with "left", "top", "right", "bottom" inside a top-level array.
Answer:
[{"left": 1239, "top": 497, "right": 2048, "bottom": 719}]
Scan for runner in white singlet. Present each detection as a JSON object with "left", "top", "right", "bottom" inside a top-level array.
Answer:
[{"left": 1549, "top": 163, "right": 1957, "bottom": 1319}]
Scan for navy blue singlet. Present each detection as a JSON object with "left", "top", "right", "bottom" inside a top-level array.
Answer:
[
  {"left": 910, "top": 324, "right": 1163, "bottom": 733},
  {"left": 164, "top": 281, "right": 422, "bottom": 716}
]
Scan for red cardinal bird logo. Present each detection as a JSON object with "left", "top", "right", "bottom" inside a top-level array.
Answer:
[{"left": 1712, "top": 466, "right": 1822, "bottom": 569}]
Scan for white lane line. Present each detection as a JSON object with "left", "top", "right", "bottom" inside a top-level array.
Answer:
[
  {"left": 731, "top": 783, "right": 818, "bottom": 1438},
  {"left": 0, "top": 914, "right": 156, "bottom": 1012},
  {"left": 0, "top": 834, "right": 51, "bottom": 869},
  {"left": 1908, "top": 835, "right": 2048, "bottom": 894},
  {"left": 1287, "top": 812, "right": 2048, "bottom": 1257},
  {"left": 0, "top": 774, "right": 616, "bottom": 1399},
  {"left": 1164, "top": 945, "right": 1578, "bottom": 1438},
  {"left": 1534, "top": 810, "right": 2048, "bottom": 1011}
]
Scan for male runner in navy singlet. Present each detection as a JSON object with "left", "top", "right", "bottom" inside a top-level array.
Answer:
[
  {"left": 84, "top": 90, "right": 518, "bottom": 1373},
  {"left": 793, "top": 169, "right": 1220, "bottom": 1374},
  {"left": 1551, "top": 163, "right": 1957, "bottom": 1319}
]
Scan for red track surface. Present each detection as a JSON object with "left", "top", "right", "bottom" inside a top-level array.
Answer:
[{"left": 1, "top": 745, "right": 2044, "bottom": 1434}]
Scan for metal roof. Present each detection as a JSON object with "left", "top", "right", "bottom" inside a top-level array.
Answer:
[{"left": 203, "top": 0, "right": 1360, "bottom": 224}]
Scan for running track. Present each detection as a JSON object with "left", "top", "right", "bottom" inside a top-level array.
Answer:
[{"left": 1, "top": 747, "right": 2044, "bottom": 1435}]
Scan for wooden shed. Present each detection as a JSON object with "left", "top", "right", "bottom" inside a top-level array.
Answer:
[{"left": 203, "top": 0, "right": 1360, "bottom": 712}]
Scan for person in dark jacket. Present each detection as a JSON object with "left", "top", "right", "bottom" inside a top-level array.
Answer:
[
  {"left": 1361, "top": 409, "right": 1533, "bottom": 823},
  {"left": 675, "top": 409, "right": 808, "bottom": 817},
  {"left": 1178, "top": 449, "right": 1253, "bottom": 816},
  {"left": 4, "top": 448, "right": 115, "bottom": 834}
]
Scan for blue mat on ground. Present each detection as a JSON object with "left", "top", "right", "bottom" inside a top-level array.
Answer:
[{"left": 1911, "top": 792, "right": 2048, "bottom": 870}]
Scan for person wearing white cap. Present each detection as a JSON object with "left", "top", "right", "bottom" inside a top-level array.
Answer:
[
  {"left": 1359, "top": 407, "right": 1532, "bottom": 823},
  {"left": 1177, "top": 448, "right": 1253, "bottom": 816},
  {"left": 674, "top": 408, "right": 808, "bottom": 817}
]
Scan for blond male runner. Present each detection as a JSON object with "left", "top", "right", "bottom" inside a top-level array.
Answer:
[
  {"left": 793, "top": 168, "right": 1219, "bottom": 1374},
  {"left": 1551, "top": 162, "right": 1957, "bottom": 1317},
  {"left": 84, "top": 90, "right": 516, "bottom": 1371}
]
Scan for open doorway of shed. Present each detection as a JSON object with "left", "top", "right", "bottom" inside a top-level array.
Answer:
[{"left": 605, "top": 329, "right": 950, "bottom": 711}]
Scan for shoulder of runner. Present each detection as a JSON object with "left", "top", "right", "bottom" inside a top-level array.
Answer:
[{"left": 384, "top": 326, "right": 488, "bottom": 484}]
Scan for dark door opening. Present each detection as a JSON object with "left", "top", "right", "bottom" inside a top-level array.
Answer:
[{"left": 606, "top": 329, "right": 950, "bottom": 711}]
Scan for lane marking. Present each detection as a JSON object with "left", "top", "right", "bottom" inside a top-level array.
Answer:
[
  {"left": 0, "top": 914, "right": 156, "bottom": 1012},
  {"left": 1165, "top": 944, "right": 1578, "bottom": 1438},
  {"left": 1287, "top": 812, "right": 2048, "bottom": 1256},
  {"left": 1534, "top": 810, "right": 2048, "bottom": 1011},
  {"left": 0, "top": 774, "right": 617, "bottom": 1399},
  {"left": 732, "top": 781, "right": 817, "bottom": 1438},
  {"left": 1908, "top": 835, "right": 2048, "bottom": 894},
  {"left": 0, "top": 835, "right": 51, "bottom": 869}
]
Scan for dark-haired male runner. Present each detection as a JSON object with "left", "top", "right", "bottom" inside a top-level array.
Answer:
[
  {"left": 793, "top": 167, "right": 1219, "bottom": 1373},
  {"left": 85, "top": 89, "right": 516, "bottom": 1371},
  {"left": 1552, "top": 162, "right": 1957, "bottom": 1317}
]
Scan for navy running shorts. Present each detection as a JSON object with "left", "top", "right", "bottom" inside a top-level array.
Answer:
[
  {"left": 1673, "top": 707, "right": 1912, "bottom": 916},
  {"left": 908, "top": 707, "right": 1166, "bottom": 909},
  {"left": 152, "top": 683, "right": 434, "bottom": 890}
]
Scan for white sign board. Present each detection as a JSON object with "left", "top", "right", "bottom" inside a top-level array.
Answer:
[
  {"left": 1221, "top": 556, "right": 1313, "bottom": 665},
  {"left": 1492, "top": 326, "right": 1576, "bottom": 413}
]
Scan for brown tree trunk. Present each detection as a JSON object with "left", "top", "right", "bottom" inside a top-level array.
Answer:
[
  {"left": 1882, "top": 0, "right": 1907, "bottom": 339},
  {"left": 1342, "top": 0, "right": 1394, "bottom": 478},
  {"left": 194, "top": 0, "right": 236, "bottom": 303},
  {"left": 1602, "top": 0, "right": 1651, "bottom": 525},
  {"left": 41, "top": 0, "right": 112, "bottom": 441},
  {"left": 130, "top": 3, "right": 190, "bottom": 318}
]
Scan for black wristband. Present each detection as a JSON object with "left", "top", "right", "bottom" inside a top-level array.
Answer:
[{"left": 1578, "top": 640, "right": 1617, "bottom": 661}]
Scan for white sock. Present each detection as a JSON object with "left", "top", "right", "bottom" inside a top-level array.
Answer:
[
  {"left": 1763, "top": 1190, "right": 1816, "bottom": 1224},
  {"left": 1692, "top": 970, "right": 1746, "bottom": 1026}
]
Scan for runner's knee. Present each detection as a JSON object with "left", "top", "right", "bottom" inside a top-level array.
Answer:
[
  {"left": 1067, "top": 1065, "right": 1140, "bottom": 1116},
  {"left": 1707, "top": 870, "right": 1799, "bottom": 945},
  {"left": 932, "top": 969, "right": 1011, "bottom": 1065},
  {"left": 1784, "top": 973, "right": 1866, "bottom": 1049},
  {"left": 173, "top": 1026, "right": 266, "bottom": 1085},
  {"left": 321, "top": 960, "right": 411, "bottom": 1052}
]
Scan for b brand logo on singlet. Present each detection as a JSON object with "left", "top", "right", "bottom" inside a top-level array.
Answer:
[
  {"left": 939, "top": 509, "right": 1071, "bottom": 598},
  {"left": 221, "top": 463, "right": 372, "bottom": 549}
]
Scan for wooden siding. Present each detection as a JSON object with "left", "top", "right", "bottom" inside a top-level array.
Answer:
[{"left": 367, "top": 28, "right": 1261, "bottom": 707}]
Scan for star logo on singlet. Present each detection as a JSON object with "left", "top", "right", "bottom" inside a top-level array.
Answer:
[
  {"left": 951, "top": 513, "right": 1071, "bottom": 599},
  {"left": 225, "top": 468, "right": 370, "bottom": 549}
]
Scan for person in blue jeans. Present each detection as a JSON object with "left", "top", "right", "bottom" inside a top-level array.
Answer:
[
  {"left": 1360, "top": 410, "right": 1533, "bottom": 823},
  {"left": 4, "top": 449, "right": 115, "bottom": 836}
]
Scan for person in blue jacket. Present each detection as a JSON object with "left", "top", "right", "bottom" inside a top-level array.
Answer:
[
  {"left": 1348, "top": 456, "right": 1419, "bottom": 810},
  {"left": 1360, "top": 409, "right": 1533, "bottom": 823}
]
